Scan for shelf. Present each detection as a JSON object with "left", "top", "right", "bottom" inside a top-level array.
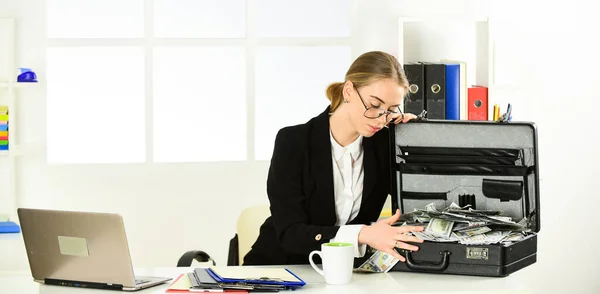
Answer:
[
  {"left": 0, "top": 146, "right": 22, "bottom": 157},
  {"left": 12, "top": 82, "right": 42, "bottom": 88},
  {"left": 398, "top": 17, "right": 492, "bottom": 87},
  {"left": 0, "top": 82, "right": 42, "bottom": 89}
]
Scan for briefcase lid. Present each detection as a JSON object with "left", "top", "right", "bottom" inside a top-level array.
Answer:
[{"left": 389, "top": 120, "right": 540, "bottom": 233}]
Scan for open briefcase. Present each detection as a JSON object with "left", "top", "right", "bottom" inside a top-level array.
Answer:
[{"left": 375, "top": 118, "right": 540, "bottom": 277}]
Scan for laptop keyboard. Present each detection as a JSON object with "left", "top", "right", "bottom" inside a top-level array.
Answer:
[{"left": 135, "top": 279, "right": 150, "bottom": 284}]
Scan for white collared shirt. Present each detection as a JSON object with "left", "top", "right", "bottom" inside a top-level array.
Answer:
[{"left": 329, "top": 130, "right": 367, "bottom": 257}]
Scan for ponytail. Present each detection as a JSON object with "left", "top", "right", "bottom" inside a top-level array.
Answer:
[{"left": 326, "top": 82, "right": 345, "bottom": 113}]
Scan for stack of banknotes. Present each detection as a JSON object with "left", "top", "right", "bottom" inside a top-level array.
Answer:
[{"left": 355, "top": 202, "right": 533, "bottom": 273}]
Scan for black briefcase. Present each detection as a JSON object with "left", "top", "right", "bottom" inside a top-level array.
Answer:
[{"left": 383, "top": 118, "right": 540, "bottom": 277}]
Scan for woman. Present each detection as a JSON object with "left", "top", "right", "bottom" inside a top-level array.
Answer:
[{"left": 243, "top": 51, "right": 425, "bottom": 266}]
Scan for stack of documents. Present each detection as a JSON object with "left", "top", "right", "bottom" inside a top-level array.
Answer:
[{"left": 167, "top": 266, "right": 305, "bottom": 293}]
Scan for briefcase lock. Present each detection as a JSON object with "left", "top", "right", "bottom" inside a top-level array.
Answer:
[{"left": 466, "top": 247, "right": 489, "bottom": 260}]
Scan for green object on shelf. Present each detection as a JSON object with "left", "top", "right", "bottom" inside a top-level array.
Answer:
[{"left": 0, "top": 140, "right": 8, "bottom": 145}]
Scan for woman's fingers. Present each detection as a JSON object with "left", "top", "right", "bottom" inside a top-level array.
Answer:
[
  {"left": 397, "top": 233, "right": 424, "bottom": 244},
  {"left": 384, "top": 247, "right": 405, "bottom": 262},
  {"left": 382, "top": 209, "right": 401, "bottom": 225},
  {"left": 396, "top": 225, "right": 424, "bottom": 233},
  {"left": 394, "top": 240, "right": 420, "bottom": 252},
  {"left": 393, "top": 113, "right": 418, "bottom": 124},
  {"left": 402, "top": 113, "right": 417, "bottom": 122}
]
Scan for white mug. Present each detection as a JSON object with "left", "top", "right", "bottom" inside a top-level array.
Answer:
[{"left": 308, "top": 242, "right": 354, "bottom": 285}]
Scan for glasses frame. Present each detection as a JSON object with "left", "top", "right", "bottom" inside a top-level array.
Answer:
[{"left": 353, "top": 85, "right": 404, "bottom": 123}]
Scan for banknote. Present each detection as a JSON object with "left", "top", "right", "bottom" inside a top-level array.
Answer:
[
  {"left": 425, "top": 218, "right": 454, "bottom": 238},
  {"left": 355, "top": 250, "right": 399, "bottom": 273},
  {"left": 453, "top": 226, "right": 492, "bottom": 239}
]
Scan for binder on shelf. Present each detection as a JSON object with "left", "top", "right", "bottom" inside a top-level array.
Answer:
[
  {"left": 443, "top": 63, "right": 460, "bottom": 120},
  {"left": 421, "top": 62, "right": 446, "bottom": 119},
  {"left": 403, "top": 63, "right": 425, "bottom": 115},
  {"left": 468, "top": 85, "right": 488, "bottom": 121},
  {"left": 440, "top": 59, "right": 467, "bottom": 120}
]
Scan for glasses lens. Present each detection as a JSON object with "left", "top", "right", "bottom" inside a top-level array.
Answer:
[{"left": 364, "top": 108, "right": 383, "bottom": 118}]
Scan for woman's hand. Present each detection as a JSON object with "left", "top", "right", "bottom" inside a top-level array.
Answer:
[
  {"left": 358, "top": 209, "right": 424, "bottom": 262},
  {"left": 393, "top": 112, "right": 417, "bottom": 124}
]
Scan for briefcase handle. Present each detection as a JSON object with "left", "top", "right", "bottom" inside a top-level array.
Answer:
[{"left": 403, "top": 250, "right": 451, "bottom": 272}]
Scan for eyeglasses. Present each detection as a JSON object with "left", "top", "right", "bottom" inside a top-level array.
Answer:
[{"left": 354, "top": 86, "right": 404, "bottom": 124}]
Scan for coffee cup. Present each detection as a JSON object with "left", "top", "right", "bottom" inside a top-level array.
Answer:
[{"left": 308, "top": 242, "right": 354, "bottom": 285}]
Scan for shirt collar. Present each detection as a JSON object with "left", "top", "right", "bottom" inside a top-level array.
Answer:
[{"left": 330, "top": 130, "right": 363, "bottom": 162}]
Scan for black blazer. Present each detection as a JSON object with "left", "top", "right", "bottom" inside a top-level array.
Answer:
[{"left": 243, "top": 106, "right": 392, "bottom": 266}]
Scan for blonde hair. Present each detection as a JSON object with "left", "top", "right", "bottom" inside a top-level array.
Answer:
[{"left": 326, "top": 51, "right": 409, "bottom": 112}]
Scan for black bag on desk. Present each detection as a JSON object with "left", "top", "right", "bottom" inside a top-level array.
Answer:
[{"left": 384, "top": 119, "right": 540, "bottom": 277}]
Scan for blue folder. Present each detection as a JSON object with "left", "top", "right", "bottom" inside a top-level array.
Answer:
[
  {"left": 444, "top": 63, "right": 461, "bottom": 120},
  {"left": 205, "top": 266, "right": 306, "bottom": 288},
  {"left": 0, "top": 221, "right": 20, "bottom": 233}
]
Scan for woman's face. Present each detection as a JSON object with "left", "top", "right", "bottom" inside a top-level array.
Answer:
[{"left": 343, "top": 78, "right": 406, "bottom": 137}]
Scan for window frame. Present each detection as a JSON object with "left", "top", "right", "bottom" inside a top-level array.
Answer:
[{"left": 45, "top": 0, "right": 356, "bottom": 163}]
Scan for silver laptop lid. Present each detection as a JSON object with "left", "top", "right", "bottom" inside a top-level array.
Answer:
[{"left": 17, "top": 208, "right": 137, "bottom": 288}]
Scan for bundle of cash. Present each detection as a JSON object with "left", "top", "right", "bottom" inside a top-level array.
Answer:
[
  {"left": 354, "top": 249, "right": 399, "bottom": 273},
  {"left": 394, "top": 202, "right": 532, "bottom": 246},
  {"left": 354, "top": 202, "right": 533, "bottom": 273}
]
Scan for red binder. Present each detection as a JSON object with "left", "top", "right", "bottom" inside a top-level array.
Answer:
[{"left": 467, "top": 86, "right": 488, "bottom": 121}]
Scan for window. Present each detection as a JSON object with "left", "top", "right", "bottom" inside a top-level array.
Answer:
[
  {"left": 254, "top": 46, "right": 351, "bottom": 160},
  {"left": 46, "top": 0, "right": 353, "bottom": 163},
  {"left": 46, "top": 47, "right": 145, "bottom": 164},
  {"left": 47, "top": 0, "right": 144, "bottom": 38},
  {"left": 153, "top": 0, "right": 246, "bottom": 38},
  {"left": 153, "top": 47, "right": 246, "bottom": 162}
]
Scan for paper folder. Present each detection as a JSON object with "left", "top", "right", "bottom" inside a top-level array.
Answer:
[
  {"left": 166, "top": 273, "right": 248, "bottom": 293},
  {"left": 206, "top": 266, "right": 306, "bottom": 288}
]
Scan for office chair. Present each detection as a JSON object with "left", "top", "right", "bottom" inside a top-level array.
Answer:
[
  {"left": 176, "top": 204, "right": 270, "bottom": 267},
  {"left": 227, "top": 205, "right": 270, "bottom": 266},
  {"left": 176, "top": 250, "right": 215, "bottom": 267}
]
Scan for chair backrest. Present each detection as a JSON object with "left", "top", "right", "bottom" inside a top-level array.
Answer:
[{"left": 236, "top": 205, "right": 270, "bottom": 265}]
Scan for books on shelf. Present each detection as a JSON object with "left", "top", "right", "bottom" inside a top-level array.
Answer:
[
  {"left": 0, "top": 105, "right": 8, "bottom": 151},
  {"left": 399, "top": 17, "right": 494, "bottom": 122}
]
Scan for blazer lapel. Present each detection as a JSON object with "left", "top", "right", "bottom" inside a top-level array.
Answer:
[
  {"left": 362, "top": 136, "right": 378, "bottom": 203},
  {"left": 310, "top": 107, "right": 336, "bottom": 225}
]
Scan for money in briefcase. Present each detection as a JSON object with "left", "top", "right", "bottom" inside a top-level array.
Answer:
[{"left": 357, "top": 118, "right": 540, "bottom": 277}]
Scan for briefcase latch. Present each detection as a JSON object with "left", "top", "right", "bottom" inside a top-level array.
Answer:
[{"left": 466, "top": 247, "right": 489, "bottom": 260}]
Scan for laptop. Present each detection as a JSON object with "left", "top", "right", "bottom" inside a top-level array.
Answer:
[{"left": 17, "top": 208, "right": 172, "bottom": 291}]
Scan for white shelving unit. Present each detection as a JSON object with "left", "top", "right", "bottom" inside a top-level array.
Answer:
[
  {"left": 397, "top": 16, "right": 498, "bottom": 119},
  {"left": 0, "top": 18, "right": 39, "bottom": 222},
  {"left": 0, "top": 18, "right": 17, "bottom": 223}
]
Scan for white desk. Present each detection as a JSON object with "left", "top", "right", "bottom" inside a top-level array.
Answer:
[{"left": 0, "top": 265, "right": 533, "bottom": 294}]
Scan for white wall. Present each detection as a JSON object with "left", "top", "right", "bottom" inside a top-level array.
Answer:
[{"left": 2, "top": 0, "right": 600, "bottom": 292}]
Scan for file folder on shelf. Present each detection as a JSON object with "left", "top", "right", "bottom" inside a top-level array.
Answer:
[{"left": 0, "top": 221, "right": 21, "bottom": 234}]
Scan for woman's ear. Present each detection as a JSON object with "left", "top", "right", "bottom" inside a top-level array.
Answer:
[{"left": 343, "top": 81, "right": 354, "bottom": 103}]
